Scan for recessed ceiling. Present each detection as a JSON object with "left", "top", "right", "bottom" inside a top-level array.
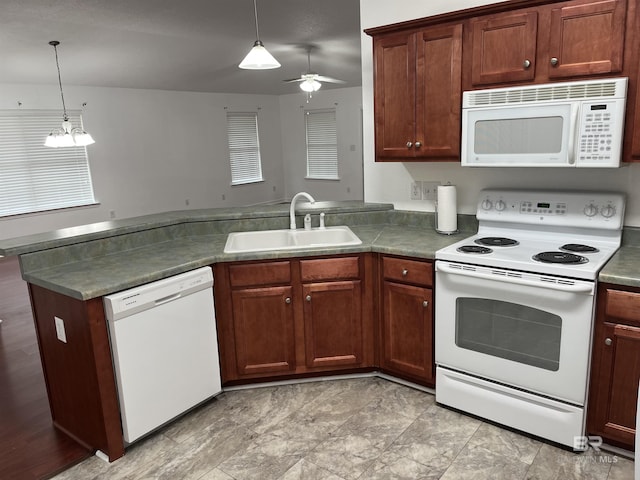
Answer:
[{"left": 1, "top": 0, "right": 362, "bottom": 95}]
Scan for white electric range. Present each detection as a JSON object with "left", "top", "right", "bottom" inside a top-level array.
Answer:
[{"left": 434, "top": 189, "right": 626, "bottom": 449}]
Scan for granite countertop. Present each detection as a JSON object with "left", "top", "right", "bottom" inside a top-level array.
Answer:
[
  {"left": 599, "top": 245, "right": 640, "bottom": 288},
  {"left": 9, "top": 201, "right": 639, "bottom": 300},
  {"left": 19, "top": 223, "right": 469, "bottom": 301}
]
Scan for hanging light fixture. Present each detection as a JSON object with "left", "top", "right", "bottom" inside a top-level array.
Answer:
[
  {"left": 44, "top": 41, "right": 95, "bottom": 148},
  {"left": 238, "top": 0, "right": 280, "bottom": 69}
]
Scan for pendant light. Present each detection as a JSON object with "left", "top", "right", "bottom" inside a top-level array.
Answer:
[
  {"left": 44, "top": 41, "right": 95, "bottom": 148},
  {"left": 238, "top": 0, "right": 280, "bottom": 70}
]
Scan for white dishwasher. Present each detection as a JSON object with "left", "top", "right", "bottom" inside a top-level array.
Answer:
[{"left": 104, "top": 266, "right": 221, "bottom": 444}]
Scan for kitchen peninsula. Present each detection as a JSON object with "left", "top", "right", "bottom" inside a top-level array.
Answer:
[{"left": 0, "top": 201, "right": 472, "bottom": 462}]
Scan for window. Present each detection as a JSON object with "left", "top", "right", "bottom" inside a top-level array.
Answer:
[
  {"left": 0, "top": 110, "right": 96, "bottom": 218},
  {"left": 305, "top": 108, "right": 338, "bottom": 180},
  {"left": 226, "top": 112, "right": 264, "bottom": 185}
]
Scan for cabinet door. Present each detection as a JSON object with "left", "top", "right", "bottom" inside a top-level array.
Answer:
[
  {"left": 302, "top": 281, "right": 363, "bottom": 368},
  {"left": 470, "top": 11, "right": 538, "bottom": 86},
  {"left": 382, "top": 281, "right": 433, "bottom": 384},
  {"left": 231, "top": 286, "right": 296, "bottom": 376},
  {"left": 373, "top": 31, "right": 417, "bottom": 159},
  {"left": 415, "top": 23, "right": 463, "bottom": 158},
  {"left": 588, "top": 321, "right": 640, "bottom": 449},
  {"left": 547, "top": 0, "right": 626, "bottom": 79}
]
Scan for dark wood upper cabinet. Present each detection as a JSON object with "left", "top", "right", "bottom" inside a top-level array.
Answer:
[
  {"left": 468, "top": 0, "right": 626, "bottom": 87},
  {"left": 373, "top": 23, "right": 462, "bottom": 161},
  {"left": 470, "top": 11, "right": 538, "bottom": 86},
  {"left": 547, "top": 0, "right": 627, "bottom": 78}
]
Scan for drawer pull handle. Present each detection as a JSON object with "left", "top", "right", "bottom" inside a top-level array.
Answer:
[
  {"left": 402, "top": 269, "right": 408, "bottom": 276},
  {"left": 550, "top": 57, "right": 559, "bottom": 66},
  {"left": 406, "top": 141, "right": 413, "bottom": 148},
  {"left": 285, "top": 297, "right": 291, "bottom": 304},
  {"left": 414, "top": 141, "right": 422, "bottom": 148},
  {"left": 306, "top": 295, "right": 312, "bottom": 302},
  {"left": 523, "top": 59, "right": 531, "bottom": 69},
  {"left": 605, "top": 337, "right": 612, "bottom": 346},
  {"left": 423, "top": 300, "right": 429, "bottom": 307}
]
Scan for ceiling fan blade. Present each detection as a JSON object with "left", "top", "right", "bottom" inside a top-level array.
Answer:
[
  {"left": 315, "top": 75, "right": 346, "bottom": 84},
  {"left": 283, "top": 78, "right": 305, "bottom": 83}
]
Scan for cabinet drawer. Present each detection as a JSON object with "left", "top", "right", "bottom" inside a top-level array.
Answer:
[
  {"left": 300, "top": 257, "right": 360, "bottom": 282},
  {"left": 383, "top": 256, "right": 432, "bottom": 287},
  {"left": 605, "top": 289, "right": 640, "bottom": 326},
  {"left": 229, "top": 261, "right": 291, "bottom": 287}
]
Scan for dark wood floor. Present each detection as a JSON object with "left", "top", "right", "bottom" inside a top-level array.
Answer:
[{"left": 0, "top": 256, "right": 91, "bottom": 480}]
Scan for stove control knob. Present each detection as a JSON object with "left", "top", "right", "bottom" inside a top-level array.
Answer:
[
  {"left": 481, "top": 199, "right": 493, "bottom": 210},
  {"left": 584, "top": 203, "right": 598, "bottom": 217},
  {"left": 601, "top": 205, "right": 616, "bottom": 218},
  {"left": 495, "top": 200, "right": 506, "bottom": 211}
]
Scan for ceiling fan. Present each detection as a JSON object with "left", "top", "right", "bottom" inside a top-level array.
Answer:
[{"left": 284, "top": 46, "right": 345, "bottom": 93}]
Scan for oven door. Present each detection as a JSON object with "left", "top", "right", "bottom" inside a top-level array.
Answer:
[{"left": 435, "top": 261, "right": 595, "bottom": 406}]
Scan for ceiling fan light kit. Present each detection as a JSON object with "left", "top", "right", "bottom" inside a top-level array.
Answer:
[
  {"left": 239, "top": 0, "right": 280, "bottom": 70},
  {"left": 300, "top": 76, "right": 322, "bottom": 92},
  {"left": 45, "top": 41, "right": 95, "bottom": 148},
  {"left": 283, "top": 46, "right": 345, "bottom": 94}
]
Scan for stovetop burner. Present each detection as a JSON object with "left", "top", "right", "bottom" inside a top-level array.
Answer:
[
  {"left": 457, "top": 245, "right": 493, "bottom": 254},
  {"left": 475, "top": 237, "right": 520, "bottom": 247},
  {"left": 533, "top": 251, "right": 589, "bottom": 264},
  {"left": 560, "top": 243, "right": 599, "bottom": 253}
]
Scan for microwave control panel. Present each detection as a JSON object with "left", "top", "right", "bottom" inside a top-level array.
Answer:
[{"left": 576, "top": 100, "right": 624, "bottom": 167}]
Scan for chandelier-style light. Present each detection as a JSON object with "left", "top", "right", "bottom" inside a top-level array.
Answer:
[
  {"left": 238, "top": 0, "right": 280, "bottom": 69},
  {"left": 44, "top": 41, "right": 95, "bottom": 148}
]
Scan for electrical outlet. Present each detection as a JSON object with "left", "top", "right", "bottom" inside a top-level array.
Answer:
[
  {"left": 422, "top": 181, "right": 441, "bottom": 200},
  {"left": 410, "top": 181, "right": 422, "bottom": 200},
  {"left": 54, "top": 316, "right": 67, "bottom": 343}
]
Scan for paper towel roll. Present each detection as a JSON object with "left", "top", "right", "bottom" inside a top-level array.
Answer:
[{"left": 436, "top": 185, "right": 457, "bottom": 234}]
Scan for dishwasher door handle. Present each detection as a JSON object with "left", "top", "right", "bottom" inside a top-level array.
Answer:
[{"left": 154, "top": 292, "right": 182, "bottom": 306}]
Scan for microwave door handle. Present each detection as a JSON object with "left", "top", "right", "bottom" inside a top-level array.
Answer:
[
  {"left": 567, "top": 103, "right": 580, "bottom": 165},
  {"left": 436, "top": 262, "right": 594, "bottom": 294}
]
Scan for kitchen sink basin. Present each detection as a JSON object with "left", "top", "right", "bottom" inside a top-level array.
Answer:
[{"left": 223, "top": 226, "right": 362, "bottom": 253}]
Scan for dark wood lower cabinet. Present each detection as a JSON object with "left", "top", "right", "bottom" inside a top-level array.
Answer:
[
  {"left": 214, "top": 254, "right": 374, "bottom": 383},
  {"left": 303, "top": 280, "right": 363, "bottom": 368},
  {"left": 382, "top": 282, "right": 433, "bottom": 383},
  {"left": 587, "top": 284, "right": 640, "bottom": 450},
  {"left": 231, "top": 286, "right": 296, "bottom": 376},
  {"left": 379, "top": 255, "right": 435, "bottom": 387},
  {"left": 28, "top": 284, "right": 125, "bottom": 461}
]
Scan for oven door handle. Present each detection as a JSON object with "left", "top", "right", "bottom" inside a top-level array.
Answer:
[{"left": 436, "top": 262, "right": 594, "bottom": 294}]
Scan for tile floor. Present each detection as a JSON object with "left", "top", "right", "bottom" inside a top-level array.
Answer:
[{"left": 52, "top": 377, "right": 634, "bottom": 480}]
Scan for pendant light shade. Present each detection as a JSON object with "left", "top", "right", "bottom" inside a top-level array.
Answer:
[
  {"left": 45, "top": 41, "right": 95, "bottom": 148},
  {"left": 239, "top": 0, "right": 280, "bottom": 70}
]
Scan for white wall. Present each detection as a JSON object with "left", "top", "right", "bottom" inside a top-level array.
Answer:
[
  {"left": 279, "top": 87, "right": 364, "bottom": 201},
  {"left": 360, "top": 0, "right": 640, "bottom": 227},
  {"left": 0, "top": 82, "right": 365, "bottom": 241}
]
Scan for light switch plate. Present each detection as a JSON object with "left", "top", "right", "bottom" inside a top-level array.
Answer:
[
  {"left": 54, "top": 316, "right": 67, "bottom": 343},
  {"left": 422, "top": 181, "right": 441, "bottom": 200},
  {"left": 411, "top": 181, "right": 422, "bottom": 200}
]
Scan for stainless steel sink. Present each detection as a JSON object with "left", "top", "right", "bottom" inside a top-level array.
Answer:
[{"left": 223, "top": 226, "right": 362, "bottom": 253}]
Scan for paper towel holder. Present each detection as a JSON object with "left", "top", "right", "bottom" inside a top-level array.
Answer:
[
  {"left": 435, "top": 201, "right": 459, "bottom": 235},
  {"left": 435, "top": 183, "right": 458, "bottom": 235}
]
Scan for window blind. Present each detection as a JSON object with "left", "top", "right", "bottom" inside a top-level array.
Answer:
[
  {"left": 305, "top": 108, "right": 339, "bottom": 180},
  {"left": 0, "top": 110, "right": 96, "bottom": 218},
  {"left": 226, "top": 112, "right": 264, "bottom": 185}
]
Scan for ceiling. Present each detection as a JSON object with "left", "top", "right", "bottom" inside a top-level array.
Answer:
[{"left": 2, "top": 0, "right": 362, "bottom": 95}]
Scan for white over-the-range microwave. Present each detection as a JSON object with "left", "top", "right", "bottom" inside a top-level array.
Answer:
[{"left": 461, "top": 77, "right": 627, "bottom": 167}]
